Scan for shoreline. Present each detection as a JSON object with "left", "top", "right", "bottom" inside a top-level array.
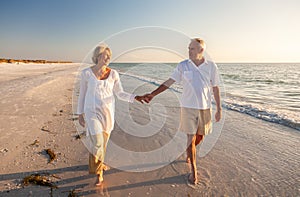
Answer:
[
  {"left": 0, "top": 63, "right": 299, "bottom": 196},
  {"left": 0, "top": 58, "right": 72, "bottom": 64}
]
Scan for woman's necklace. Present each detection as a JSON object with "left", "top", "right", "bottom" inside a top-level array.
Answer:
[{"left": 93, "top": 66, "right": 109, "bottom": 80}]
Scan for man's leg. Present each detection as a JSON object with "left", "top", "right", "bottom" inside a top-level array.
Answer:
[
  {"left": 186, "top": 134, "right": 204, "bottom": 163},
  {"left": 195, "top": 134, "right": 204, "bottom": 146},
  {"left": 186, "top": 135, "right": 191, "bottom": 163},
  {"left": 187, "top": 134, "right": 198, "bottom": 184}
]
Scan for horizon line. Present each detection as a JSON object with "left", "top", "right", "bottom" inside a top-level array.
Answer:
[
  {"left": 2, "top": 57, "right": 300, "bottom": 64},
  {"left": 109, "top": 61, "right": 300, "bottom": 64}
]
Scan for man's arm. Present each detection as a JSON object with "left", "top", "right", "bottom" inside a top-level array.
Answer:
[
  {"left": 213, "top": 86, "right": 222, "bottom": 122},
  {"left": 144, "top": 78, "right": 175, "bottom": 102}
]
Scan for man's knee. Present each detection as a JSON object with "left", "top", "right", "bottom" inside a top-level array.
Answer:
[
  {"left": 195, "top": 135, "right": 204, "bottom": 145},
  {"left": 187, "top": 134, "right": 196, "bottom": 147}
]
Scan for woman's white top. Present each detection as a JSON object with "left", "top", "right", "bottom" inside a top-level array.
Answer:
[{"left": 77, "top": 67, "right": 135, "bottom": 135}]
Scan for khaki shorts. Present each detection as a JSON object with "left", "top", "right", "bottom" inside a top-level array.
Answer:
[{"left": 179, "top": 108, "right": 212, "bottom": 135}]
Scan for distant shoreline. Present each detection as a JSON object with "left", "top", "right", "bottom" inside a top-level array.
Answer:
[{"left": 0, "top": 58, "right": 72, "bottom": 64}]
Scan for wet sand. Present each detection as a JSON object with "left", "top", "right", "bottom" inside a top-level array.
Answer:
[{"left": 0, "top": 63, "right": 299, "bottom": 196}]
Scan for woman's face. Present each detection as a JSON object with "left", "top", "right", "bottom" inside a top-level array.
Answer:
[{"left": 98, "top": 49, "right": 111, "bottom": 66}]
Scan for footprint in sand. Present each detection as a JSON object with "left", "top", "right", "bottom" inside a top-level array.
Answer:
[
  {"left": 186, "top": 167, "right": 211, "bottom": 189},
  {"left": 197, "top": 167, "right": 211, "bottom": 187}
]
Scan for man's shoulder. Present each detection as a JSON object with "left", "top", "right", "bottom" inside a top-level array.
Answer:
[
  {"left": 176, "top": 59, "right": 190, "bottom": 69},
  {"left": 179, "top": 59, "right": 189, "bottom": 65},
  {"left": 207, "top": 60, "right": 216, "bottom": 64},
  {"left": 205, "top": 60, "right": 218, "bottom": 68}
]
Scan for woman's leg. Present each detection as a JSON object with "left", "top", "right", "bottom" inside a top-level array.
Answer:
[
  {"left": 89, "top": 133, "right": 105, "bottom": 185},
  {"left": 102, "top": 132, "right": 111, "bottom": 170}
]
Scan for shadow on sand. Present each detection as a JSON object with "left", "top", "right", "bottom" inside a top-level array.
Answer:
[{"left": 0, "top": 160, "right": 188, "bottom": 196}]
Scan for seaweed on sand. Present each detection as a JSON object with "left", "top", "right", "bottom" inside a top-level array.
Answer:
[
  {"left": 45, "top": 149, "right": 57, "bottom": 163},
  {"left": 23, "top": 173, "right": 58, "bottom": 188}
]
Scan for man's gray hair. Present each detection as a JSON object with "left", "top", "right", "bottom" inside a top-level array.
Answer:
[{"left": 192, "top": 38, "right": 206, "bottom": 51}]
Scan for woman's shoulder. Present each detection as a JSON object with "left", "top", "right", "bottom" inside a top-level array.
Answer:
[
  {"left": 80, "top": 67, "right": 92, "bottom": 78},
  {"left": 109, "top": 68, "right": 118, "bottom": 74},
  {"left": 109, "top": 68, "right": 119, "bottom": 78}
]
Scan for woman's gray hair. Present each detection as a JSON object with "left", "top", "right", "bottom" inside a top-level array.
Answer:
[{"left": 92, "top": 43, "right": 112, "bottom": 64}]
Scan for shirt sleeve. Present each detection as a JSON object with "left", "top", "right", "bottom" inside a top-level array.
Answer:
[
  {"left": 113, "top": 71, "right": 136, "bottom": 103},
  {"left": 170, "top": 63, "right": 183, "bottom": 83},
  {"left": 210, "top": 62, "right": 220, "bottom": 86},
  {"left": 77, "top": 70, "right": 88, "bottom": 114}
]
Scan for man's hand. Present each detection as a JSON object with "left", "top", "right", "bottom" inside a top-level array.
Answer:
[
  {"left": 215, "top": 110, "right": 222, "bottom": 122},
  {"left": 135, "top": 94, "right": 155, "bottom": 104},
  {"left": 135, "top": 95, "right": 146, "bottom": 104},
  {"left": 136, "top": 78, "right": 174, "bottom": 104},
  {"left": 79, "top": 114, "right": 85, "bottom": 127},
  {"left": 143, "top": 93, "right": 154, "bottom": 103}
]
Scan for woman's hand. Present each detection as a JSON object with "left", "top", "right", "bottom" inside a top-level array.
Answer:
[{"left": 79, "top": 114, "right": 85, "bottom": 127}]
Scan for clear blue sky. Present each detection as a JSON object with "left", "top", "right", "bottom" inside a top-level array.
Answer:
[{"left": 1, "top": 0, "right": 300, "bottom": 62}]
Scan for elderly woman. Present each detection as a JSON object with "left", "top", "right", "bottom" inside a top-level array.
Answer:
[{"left": 77, "top": 44, "right": 143, "bottom": 186}]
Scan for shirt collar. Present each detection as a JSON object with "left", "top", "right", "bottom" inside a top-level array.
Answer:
[{"left": 188, "top": 58, "right": 208, "bottom": 68}]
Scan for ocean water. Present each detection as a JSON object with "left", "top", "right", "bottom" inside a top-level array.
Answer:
[{"left": 110, "top": 62, "right": 300, "bottom": 131}]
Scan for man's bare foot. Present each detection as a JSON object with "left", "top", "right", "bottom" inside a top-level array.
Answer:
[{"left": 188, "top": 173, "right": 198, "bottom": 185}]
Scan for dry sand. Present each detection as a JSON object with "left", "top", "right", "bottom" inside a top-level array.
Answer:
[{"left": 0, "top": 63, "right": 299, "bottom": 196}]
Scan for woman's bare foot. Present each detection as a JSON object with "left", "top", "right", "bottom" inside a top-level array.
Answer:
[
  {"left": 95, "top": 175, "right": 103, "bottom": 186},
  {"left": 102, "top": 163, "right": 111, "bottom": 171}
]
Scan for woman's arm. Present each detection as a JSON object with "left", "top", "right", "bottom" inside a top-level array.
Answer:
[
  {"left": 77, "top": 71, "right": 88, "bottom": 127},
  {"left": 113, "top": 71, "right": 136, "bottom": 103}
]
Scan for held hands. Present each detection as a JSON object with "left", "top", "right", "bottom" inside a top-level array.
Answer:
[
  {"left": 80, "top": 94, "right": 155, "bottom": 126},
  {"left": 135, "top": 93, "right": 154, "bottom": 104}
]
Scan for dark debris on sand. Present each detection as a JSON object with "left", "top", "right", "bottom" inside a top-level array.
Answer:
[
  {"left": 29, "top": 139, "right": 40, "bottom": 147},
  {"left": 45, "top": 149, "right": 57, "bottom": 163},
  {"left": 74, "top": 132, "right": 85, "bottom": 140},
  {"left": 23, "top": 173, "right": 59, "bottom": 188}
]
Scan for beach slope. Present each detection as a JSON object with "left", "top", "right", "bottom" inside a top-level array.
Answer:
[{"left": 0, "top": 63, "right": 299, "bottom": 196}]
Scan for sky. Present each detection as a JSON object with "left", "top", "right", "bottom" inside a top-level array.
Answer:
[{"left": 0, "top": 0, "right": 300, "bottom": 63}]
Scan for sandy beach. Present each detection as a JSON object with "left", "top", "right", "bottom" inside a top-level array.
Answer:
[{"left": 0, "top": 63, "right": 299, "bottom": 196}]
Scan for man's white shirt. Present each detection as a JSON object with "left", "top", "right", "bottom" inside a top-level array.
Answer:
[{"left": 170, "top": 59, "right": 220, "bottom": 109}]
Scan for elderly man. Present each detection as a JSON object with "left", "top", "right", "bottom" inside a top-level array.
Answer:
[{"left": 143, "top": 38, "right": 222, "bottom": 184}]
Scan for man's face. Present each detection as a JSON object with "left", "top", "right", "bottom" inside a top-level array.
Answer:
[{"left": 188, "top": 40, "right": 203, "bottom": 61}]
